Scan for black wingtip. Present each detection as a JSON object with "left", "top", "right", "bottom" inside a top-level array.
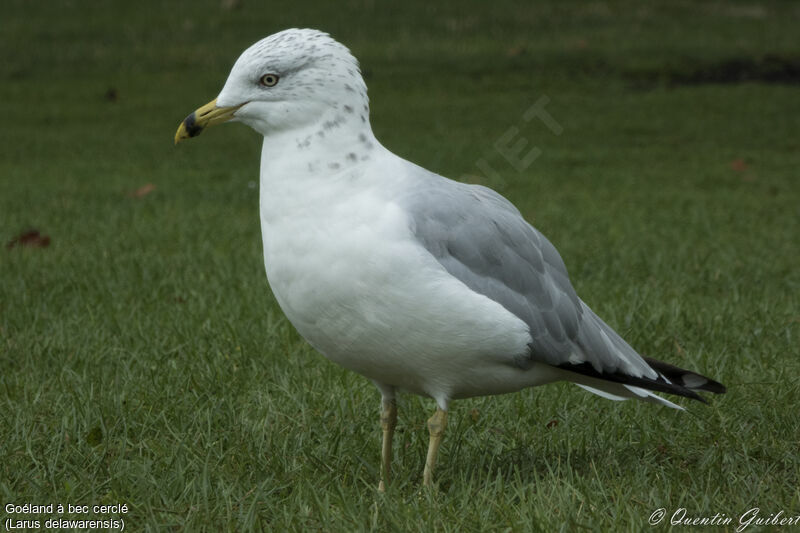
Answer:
[
  {"left": 557, "top": 361, "right": 710, "bottom": 403},
  {"left": 558, "top": 355, "right": 727, "bottom": 403},
  {"left": 642, "top": 356, "right": 726, "bottom": 395}
]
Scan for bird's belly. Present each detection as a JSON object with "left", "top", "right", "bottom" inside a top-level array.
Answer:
[{"left": 259, "top": 203, "right": 534, "bottom": 399}]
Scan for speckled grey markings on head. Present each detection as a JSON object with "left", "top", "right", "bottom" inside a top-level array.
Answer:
[
  {"left": 358, "top": 133, "right": 374, "bottom": 150},
  {"left": 296, "top": 135, "right": 313, "bottom": 149},
  {"left": 220, "top": 28, "right": 375, "bottom": 188},
  {"left": 230, "top": 29, "right": 368, "bottom": 104}
]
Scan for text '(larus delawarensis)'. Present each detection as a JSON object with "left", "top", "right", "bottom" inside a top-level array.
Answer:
[{"left": 175, "top": 28, "right": 725, "bottom": 490}]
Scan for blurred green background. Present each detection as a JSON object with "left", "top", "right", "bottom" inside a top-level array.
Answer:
[{"left": 2, "top": 1, "right": 799, "bottom": 531}]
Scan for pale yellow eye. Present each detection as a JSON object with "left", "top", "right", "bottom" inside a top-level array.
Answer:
[{"left": 259, "top": 74, "right": 279, "bottom": 87}]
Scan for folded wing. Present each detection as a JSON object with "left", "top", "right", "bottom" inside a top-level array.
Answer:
[{"left": 401, "top": 171, "right": 724, "bottom": 403}]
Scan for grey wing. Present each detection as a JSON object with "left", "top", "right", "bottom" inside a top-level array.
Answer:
[{"left": 400, "top": 173, "right": 658, "bottom": 380}]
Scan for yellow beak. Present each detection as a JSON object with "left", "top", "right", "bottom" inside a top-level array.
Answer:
[{"left": 174, "top": 98, "right": 242, "bottom": 144}]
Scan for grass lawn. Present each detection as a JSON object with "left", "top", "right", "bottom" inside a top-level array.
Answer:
[{"left": 2, "top": 1, "right": 799, "bottom": 531}]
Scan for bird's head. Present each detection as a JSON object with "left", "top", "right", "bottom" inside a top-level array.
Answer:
[{"left": 175, "top": 28, "right": 368, "bottom": 143}]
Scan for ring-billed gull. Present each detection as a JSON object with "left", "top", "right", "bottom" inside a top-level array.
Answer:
[{"left": 175, "top": 28, "right": 725, "bottom": 489}]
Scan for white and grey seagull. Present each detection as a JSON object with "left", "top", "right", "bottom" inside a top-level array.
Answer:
[{"left": 175, "top": 28, "right": 725, "bottom": 489}]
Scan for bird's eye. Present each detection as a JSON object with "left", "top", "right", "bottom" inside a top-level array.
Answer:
[{"left": 259, "top": 74, "right": 279, "bottom": 87}]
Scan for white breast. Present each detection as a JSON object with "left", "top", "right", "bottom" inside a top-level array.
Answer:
[{"left": 257, "top": 135, "right": 542, "bottom": 402}]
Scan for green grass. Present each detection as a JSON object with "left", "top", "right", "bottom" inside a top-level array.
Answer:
[{"left": 2, "top": 1, "right": 799, "bottom": 531}]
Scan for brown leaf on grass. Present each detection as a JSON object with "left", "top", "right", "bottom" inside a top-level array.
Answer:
[
  {"left": 673, "top": 338, "right": 686, "bottom": 357},
  {"left": 470, "top": 408, "right": 480, "bottom": 423},
  {"left": 128, "top": 183, "right": 156, "bottom": 198},
  {"left": 6, "top": 229, "right": 51, "bottom": 249},
  {"left": 730, "top": 158, "right": 748, "bottom": 172},
  {"left": 506, "top": 45, "right": 526, "bottom": 57},
  {"left": 546, "top": 419, "right": 559, "bottom": 429}
]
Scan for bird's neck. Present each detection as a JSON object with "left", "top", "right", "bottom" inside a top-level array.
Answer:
[
  {"left": 257, "top": 106, "right": 386, "bottom": 225},
  {"left": 259, "top": 105, "right": 378, "bottom": 182}
]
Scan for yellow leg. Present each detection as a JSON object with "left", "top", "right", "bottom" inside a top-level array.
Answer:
[
  {"left": 378, "top": 399, "right": 397, "bottom": 492},
  {"left": 422, "top": 407, "right": 448, "bottom": 487}
]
